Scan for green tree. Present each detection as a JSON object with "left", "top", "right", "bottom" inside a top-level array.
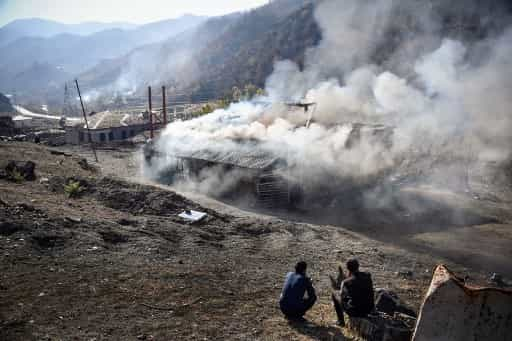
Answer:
[
  {"left": 232, "top": 86, "right": 242, "bottom": 102},
  {"left": 243, "top": 84, "right": 257, "bottom": 100},
  {"left": 201, "top": 104, "right": 214, "bottom": 115}
]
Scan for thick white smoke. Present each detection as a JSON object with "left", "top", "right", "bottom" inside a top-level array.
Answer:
[{"left": 151, "top": 0, "right": 512, "bottom": 198}]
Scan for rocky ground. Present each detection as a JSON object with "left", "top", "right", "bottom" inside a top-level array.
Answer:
[{"left": 0, "top": 142, "right": 509, "bottom": 340}]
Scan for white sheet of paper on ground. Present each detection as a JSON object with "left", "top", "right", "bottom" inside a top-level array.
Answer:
[{"left": 178, "top": 210, "right": 207, "bottom": 222}]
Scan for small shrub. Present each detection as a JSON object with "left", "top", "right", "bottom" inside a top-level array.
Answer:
[
  {"left": 10, "top": 169, "right": 25, "bottom": 183},
  {"left": 201, "top": 104, "right": 214, "bottom": 115},
  {"left": 64, "top": 180, "right": 84, "bottom": 198}
]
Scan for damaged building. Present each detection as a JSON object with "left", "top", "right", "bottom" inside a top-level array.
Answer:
[
  {"left": 66, "top": 110, "right": 149, "bottom": 144},
  {"left": 144, "top": 120, "right": 393, "bottom": 207},
  {"left": 146, "top": 141, "right": 299, "bottom": 207}
]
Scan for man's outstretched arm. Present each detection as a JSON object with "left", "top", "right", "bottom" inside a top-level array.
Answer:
[{"left": 306, "top": 277, "right": 317, "bottom": 301}]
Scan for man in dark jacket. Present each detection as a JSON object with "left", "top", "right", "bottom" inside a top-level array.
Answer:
[
  {"left": 331, "top": 258, "right": 375, "bottom": 326},
  {"left": 279, "top": 261, "right": 317, "bottom": 320}
]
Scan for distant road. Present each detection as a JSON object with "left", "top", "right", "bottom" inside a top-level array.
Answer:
[{"left": 14, "top": 105, "right": 82, "bottom": 123}]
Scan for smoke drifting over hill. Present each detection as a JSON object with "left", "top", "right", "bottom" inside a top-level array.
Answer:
[{"left": 151, "top": 0, "right": 512, "bottom": 199}]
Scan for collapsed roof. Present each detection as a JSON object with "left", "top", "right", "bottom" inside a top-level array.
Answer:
[
  {"left": 162, "top": 122, "right": 393, "bottom": 171},
  {"left": 176, "top": 147, "right": 284, "bottom": 171}
]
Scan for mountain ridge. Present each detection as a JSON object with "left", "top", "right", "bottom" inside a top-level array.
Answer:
[
  {"left": 2, "top": 0, "right": 512, "bottom": 110},
  {"left": 78, "top": 0, "right": 315, "bottom": 100},
  {"left": 0, "top": 18, "right": 138, "bottom": 47},
  {"left": 0, "top": 14, "right": 208, "bottom": 101}
]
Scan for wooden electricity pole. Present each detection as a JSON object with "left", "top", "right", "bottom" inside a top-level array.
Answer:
[
  {"left": 162, "top": 85, "right": 167, "bottom": 125},
  {"left": 75, "top": 79, "right": 98, "bottom": 162},
  {"left": 148, "top": 86, "right": 154, "bottom": 139}
]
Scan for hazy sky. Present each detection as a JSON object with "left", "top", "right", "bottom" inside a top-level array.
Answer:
[{"left": 0, "top": 0, "right": 269, "bottom": 26}]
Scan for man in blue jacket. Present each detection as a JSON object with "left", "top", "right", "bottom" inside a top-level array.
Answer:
[{"left": 279, "top": 261, "right": 317, "bottom": 320}]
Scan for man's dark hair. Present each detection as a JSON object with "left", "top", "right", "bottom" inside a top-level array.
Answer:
[
  {"left": 346, "top": 258, "right": 359, "bottom": 273},
  {"left": 295, "top": 261, "right": 307, "bottom": 274}
]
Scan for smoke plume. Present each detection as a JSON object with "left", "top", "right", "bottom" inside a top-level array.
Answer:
[{"left": 150, "top": 0, "right": 512, "bottom": 201}]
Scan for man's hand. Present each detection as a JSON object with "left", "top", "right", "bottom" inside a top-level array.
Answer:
[{"left": 329, "top": 265, "right": 345, "bottom": 291}]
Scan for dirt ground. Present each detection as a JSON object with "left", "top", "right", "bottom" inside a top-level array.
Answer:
[{"left": 0, "top": 142, "right": 510, "bottom": 340}]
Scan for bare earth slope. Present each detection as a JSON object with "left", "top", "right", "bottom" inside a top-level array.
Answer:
[{"left": 0, "top": 142, "right": 501, "bottom": 340}]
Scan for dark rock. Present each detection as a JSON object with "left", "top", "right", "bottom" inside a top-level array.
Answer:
[
  {"left": 376, "top": 289, "right": 398, "bottom": 315},
  {"left": 489, "top": 272, "right": 507, "bottom": 287},
  {"left": 0, "top": 221, "right": 23, "bottom": 236},
  {"left": 235, "top": 224, "right": 273, "bottom": 236},
  {"left": 77, "top": 158, "right": 95, "bottom": 171},
  {"left": 375, "top": 289, "right": 417, "bottom": 318},
  {"left": 346, "top": 313, "right": 413, "bottom": 341},
  {"left": 99, "top": 230, "right": 129, "bottom": 244},
  {"left": 17, "top": 203, "right": 35, "bottom": 212},
  {"left": 48, "top": 176, "right": 66, "bottom": 192},
  {"left": 117, "top": 218, "right": 137, "bottom": 226},
  {"left": 31, "top": 233, "right": 67, "bottom": 248},
  {"left": 4, "top": 160, "right": 36, "bottom": 181},
  {"left": 22, "top": 161, "right": 36, "bottom": 180},
  {"left": 49, "top": 150, "right": 72, "bottom": 157}
]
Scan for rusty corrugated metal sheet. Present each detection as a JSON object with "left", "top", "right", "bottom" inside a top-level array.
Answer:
[{"left": 413, "top": 265, "right": 512, "bottom": 341}]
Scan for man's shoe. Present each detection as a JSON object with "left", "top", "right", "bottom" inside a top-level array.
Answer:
[{"left": 286, "top": 315, "right": 307, "bottom": 323}]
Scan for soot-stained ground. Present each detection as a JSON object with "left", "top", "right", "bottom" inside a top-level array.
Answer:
[{"left": 0, "top": 142, "right": 508, "bottom": 340}]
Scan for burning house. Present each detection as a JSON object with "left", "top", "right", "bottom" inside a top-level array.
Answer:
[
  {"left": 144, "top": 102, "right": 394, "bottom": 207},
  {"left": 145, "top": 138, "right": 299, "bottom": 206},
  {"left": 182, "top": 148, "right": 295, "bottom": 206}
]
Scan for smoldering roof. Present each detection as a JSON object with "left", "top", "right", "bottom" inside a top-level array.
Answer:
[
  {"left": 176, "top": 147, "right": 285, "bottom": 171},
  {"left": 159, "top": 120, "right": 394, "bottom": 171}
]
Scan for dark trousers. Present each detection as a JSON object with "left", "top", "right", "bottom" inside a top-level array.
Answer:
[
  {"left": 332, "top": 293, "right": 369, "bottom": 323},
  {"left": 280, "top": 295, "right": 316, "bottom": 319},
  {"left": 332, "top": 293, "right": 346, "bottom": 323}
]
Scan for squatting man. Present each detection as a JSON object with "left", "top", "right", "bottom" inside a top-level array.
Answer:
[{"left": 279, "top": 258, "right": 374, "bottom": 325}]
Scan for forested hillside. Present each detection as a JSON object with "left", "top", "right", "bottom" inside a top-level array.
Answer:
[
  {"left": 0, "top": 15, "right": 207, "bottom": 101},
  {"left": 186, "top": 2, "right": 320, "bottom": 99},
  {"left": 78, "top": 0, "right": 317, "bottom": 100}
]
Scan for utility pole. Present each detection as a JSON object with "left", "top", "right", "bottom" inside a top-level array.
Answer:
[
  {"left": 148, "top": 86, "right": 154, "bottom": 139},
  {"left": 162, "top": 85, "right": 167, "bottom": 125},
  {"left": 75, "top": 79, "right": 98, "bottom": 162}
]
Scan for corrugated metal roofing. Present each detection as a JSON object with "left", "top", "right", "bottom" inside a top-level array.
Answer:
[
  {"left": 164, "top": 122, "right": 393, "bottom": 171},
  {"left": 74, "top": 111, "right": 148, "bottom": 129},
  {"left": 177, "top": 147, "right": 283, "bottom": 170}
]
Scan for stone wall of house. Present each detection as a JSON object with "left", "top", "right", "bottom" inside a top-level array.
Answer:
[{"left": 65, "top": 124, "right": 148, "bottom": 145}]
